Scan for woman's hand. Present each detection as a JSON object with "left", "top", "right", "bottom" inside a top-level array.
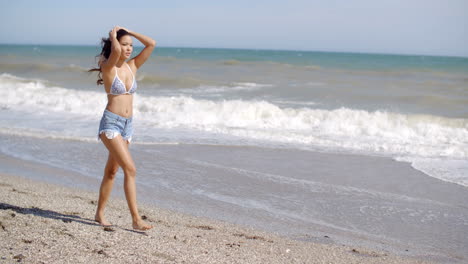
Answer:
[
  {"left": 118, "top": 26, "right": 132, "bottom": 34},
  {"left": 127, "top": 30, "right": 156, "bottom": 69},
  {"left": 108, "top": 26, "right": 121, "bottom": 40},
  {"left": 102, "top": 26, "right": 123, "bottom": 69}
]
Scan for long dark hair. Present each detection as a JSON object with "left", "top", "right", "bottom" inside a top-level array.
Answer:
[{"left": 89, "top": 29, "right": 130, "bottom": 85}]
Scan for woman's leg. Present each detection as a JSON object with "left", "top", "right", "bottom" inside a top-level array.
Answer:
[
  {"left": 95, "top": 151, "right": 119, "bottom": 226},
  {"left": 99, "top": 134, "right": 153, "bottom": 230}
]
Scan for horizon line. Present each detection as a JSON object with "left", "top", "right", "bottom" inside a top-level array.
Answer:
[{"left": 0, "top": 42, "right": 467, "bottom": 59}]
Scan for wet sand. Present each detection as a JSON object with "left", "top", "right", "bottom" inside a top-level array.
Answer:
[{"left": 0, "top": 172, "right": 429, "bottom": 264}]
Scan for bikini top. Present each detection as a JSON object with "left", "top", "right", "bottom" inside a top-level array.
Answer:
[{"left": 108, "top": 64, "right": 137, "bottom": 95}]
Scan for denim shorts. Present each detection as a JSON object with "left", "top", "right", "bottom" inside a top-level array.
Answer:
[{"left": 98, "top": 110, "right": 133, "bottom": 142}]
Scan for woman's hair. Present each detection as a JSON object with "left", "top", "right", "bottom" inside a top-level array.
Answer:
[{"left": 89, "top": 29, "right": 130, "bottom": 85}]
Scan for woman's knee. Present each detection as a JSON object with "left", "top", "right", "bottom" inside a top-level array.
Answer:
[
  {"left": 105, "top": 166, "right": 119, "bottom": 179},
  {"left": 123, "top": 164, "right": 137, "bottom": 177}
]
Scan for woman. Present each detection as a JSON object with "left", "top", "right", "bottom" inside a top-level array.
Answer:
[{"left": 90, "top": 26, "right": 156, "bottom": 230}]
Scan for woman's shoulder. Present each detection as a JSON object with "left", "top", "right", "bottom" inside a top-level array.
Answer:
[
  {"left": 101, "top": 66, "right": 116, "bottom": 78},
  {"left": 126, "top": 60, "right": 137, "bottom": 73},
  {"left": 99, "top": 59, "right": 116, "bottom": 71},
  {"left": 100, "top": 63, "right": 115, "bottom": 80}
]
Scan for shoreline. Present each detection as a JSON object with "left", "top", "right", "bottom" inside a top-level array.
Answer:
[
  {"left": 2, "top": 131, "right": 468, "bottom": 263},
  {"left": 1, "top": 132, "right": 467, "bottom": 263},
  {"left": 0, "top": 172, "right": 430, "bottom": 264}
]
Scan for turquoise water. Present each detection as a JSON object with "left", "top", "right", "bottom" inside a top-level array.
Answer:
[
  {"left": 154, "top": 47, "right": 468, "bottom": 72},
  {"left": 2, "top": 44, "right": 467, "bottom": 117},
  {"left": 2, "top": 44, "right": 468, "bottom": 72}
]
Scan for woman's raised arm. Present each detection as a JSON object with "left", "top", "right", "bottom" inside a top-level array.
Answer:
[
  {"left": 124, "top": 28, "right": 156, "bottom": 69},
  {"left": 100, "top": 26, "right": 122, "bottom": 70}
]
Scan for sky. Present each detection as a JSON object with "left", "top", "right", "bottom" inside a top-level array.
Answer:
[{"left": 1, "top": 0, "right": 467, "bottom": 57}]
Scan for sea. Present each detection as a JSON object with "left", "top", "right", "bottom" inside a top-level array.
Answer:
[
  {"left": 1, "top": 44, "right": 467, "bottom": 186},
  {"left": 1, "top": 44, "right": 468, "bottom": 261}
]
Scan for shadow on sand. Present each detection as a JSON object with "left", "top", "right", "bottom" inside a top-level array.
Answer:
[{"left": 0, "top": 202, "right": 99, "bottom": 227}]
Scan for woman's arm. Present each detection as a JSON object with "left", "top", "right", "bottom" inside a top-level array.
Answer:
[
  {"left": 101, "top": 26, "right": 122, "bottom": 70},
  {"left": 125, "top": 28, "right": 156, "bottom": 69}
]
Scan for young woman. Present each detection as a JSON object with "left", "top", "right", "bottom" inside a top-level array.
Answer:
[{"left": 90, "top": 26, "right": 156, "bottom": 230}]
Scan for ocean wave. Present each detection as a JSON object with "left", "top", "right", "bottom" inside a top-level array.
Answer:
[
  {"left": 64, "top": 64, "right": 89, "bottom": 72},
  {"left": 396, "top": 156, "right": 468, "bottom": 187},
  {"left": 0, "top": 127, "right": 182, "bottom": 147},
  {"left": 0, "top": 73, "right": 106, "bottom": 114},
  {"left": 176, "top": 82, "right": 272, "bottom": 95},
  {"left": 0, "top": 63, "right": 54, "bottom": 72},
  {"left": 222, "top": 59, "right": 241, "bottom": 65},
  {"left": 135, "top": 95, "right": 467, "bottom": 158},
  {"left": 0, "top": 63, "right": 88, "bottom": 73},
  {"left": 0, "top": 127, "right": 96, "bottom": 143},
  {"left": 231, "top": 82, "right": 273, "bottom": 88},
  {"left": 272, "top": 100, "right": 317, "bottom": 107},
  {"left": 2, "top": 73, "right": 467, "bottom": 160},
  {"left": 137, "top": 74, "right": 214, "bottom": 88}
]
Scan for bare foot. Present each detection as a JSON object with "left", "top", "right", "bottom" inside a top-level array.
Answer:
[
  {"left": 133, "top": 219, "right": 153, "bottom": 231},
  {"left": 95, "top": 214, "right": 112, "bottom": 227}
]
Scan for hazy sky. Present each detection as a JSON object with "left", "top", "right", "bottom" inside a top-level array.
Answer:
[{"left": 1, "top": 0, "right": 467, "bottom": 57}]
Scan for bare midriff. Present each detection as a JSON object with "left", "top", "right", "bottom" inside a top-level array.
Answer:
[{"left": 105, "top": 94, "right": 133, "bottom": 118}]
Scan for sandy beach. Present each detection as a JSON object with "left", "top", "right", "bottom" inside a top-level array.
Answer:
[
  {"left": 0, "top": 172, "right": 431, "bottom": 264},
  {"left": 1, "top": 44, "right": 467, "bottom": 264}
]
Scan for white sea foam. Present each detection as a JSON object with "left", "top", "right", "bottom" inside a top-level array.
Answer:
[
  {"left": 1, "top": 73, "right": 106, "bottom": 115},
  {"left": 303, "top": 82, "right": 326, "bottom": 86},
  {"left": 2, "top": 73, "right": 467, "bottom": 157},
  {"left": 1, "top": 73, "right": 468, "bottom": 186},
  {"left": 177, "top": 82, "right": 272, "bottom": 95},
  {"left": 272, "top": 100, "right": 317, "bottom": 107},
  {"left": 135, "top": 95, "right": 468, "bottom": 157},
  {"left": 396, "top": 157, "right": 468, "bottom": 187},
  {"left": 231, "top": 82, "right": 273, "bottom": 88}
]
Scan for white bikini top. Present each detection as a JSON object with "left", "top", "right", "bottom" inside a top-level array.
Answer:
[{"left": 108, "top": 64, "right": 137, "bottom": 95}]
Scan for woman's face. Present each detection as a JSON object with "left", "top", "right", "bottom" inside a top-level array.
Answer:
[{"left": 119, "top": 35, "right": 133, "bottom": 59}]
